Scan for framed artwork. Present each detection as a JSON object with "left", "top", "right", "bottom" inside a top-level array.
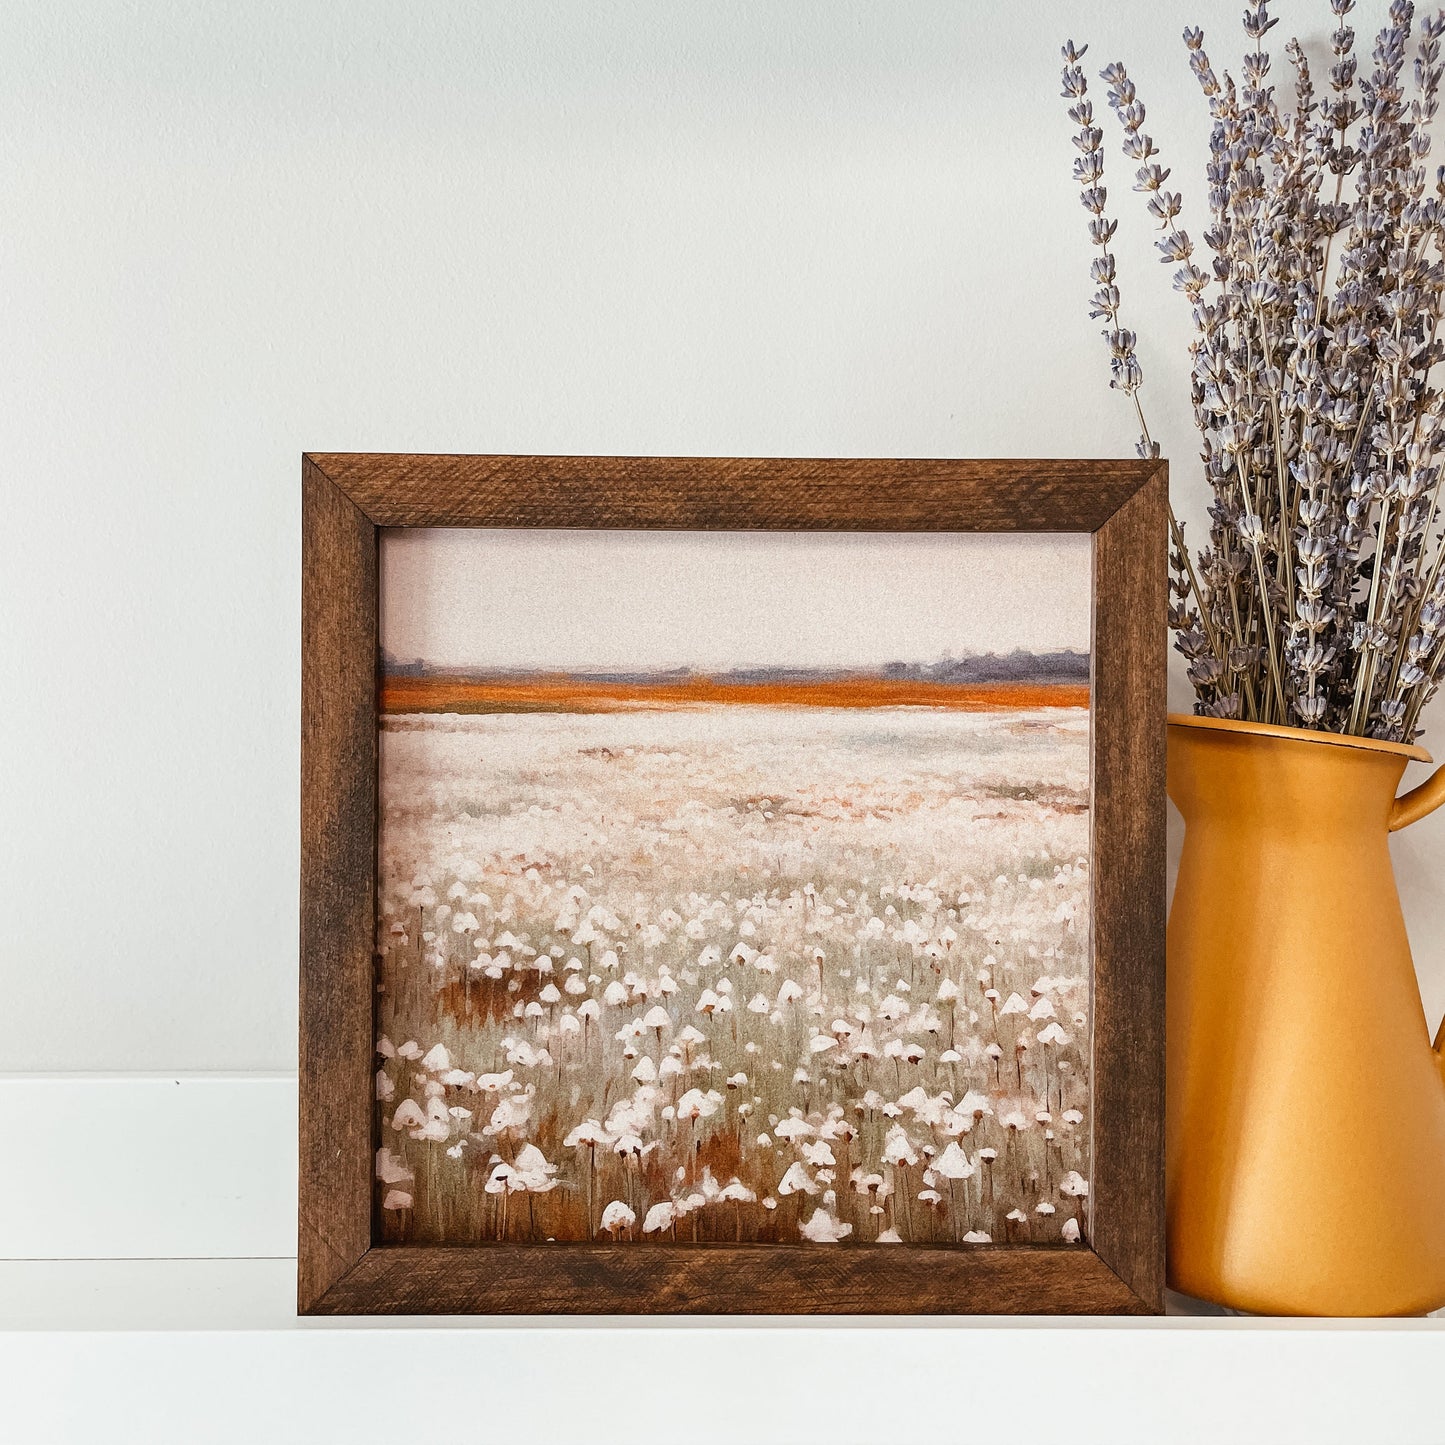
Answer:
[{"left": 300, "top": 455, "right": 1165, "bottom": 1315}]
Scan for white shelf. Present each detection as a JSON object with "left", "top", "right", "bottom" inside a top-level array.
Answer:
[{"left": 3, "top": 1260, "right": 1444, "bottom": 1445}]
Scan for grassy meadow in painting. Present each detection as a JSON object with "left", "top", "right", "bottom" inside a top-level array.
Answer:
[{"left": 375, "top": 530, "right": 1093, "bottom": 1248}]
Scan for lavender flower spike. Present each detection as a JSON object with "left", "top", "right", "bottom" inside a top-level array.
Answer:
[{"left": 1061, "top": 2, "right": 1445, "bottom": 741}]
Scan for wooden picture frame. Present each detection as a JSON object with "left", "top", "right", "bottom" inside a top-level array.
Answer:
[{"left": 299, "top": 454, "right": 1166, "bottom": 1315}]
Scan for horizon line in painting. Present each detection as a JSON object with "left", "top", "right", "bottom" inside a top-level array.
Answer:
[{"left": 378, "top": 650, "right": 1090, "bottom": 716}]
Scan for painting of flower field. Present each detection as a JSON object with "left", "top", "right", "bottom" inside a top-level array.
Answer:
[{"left": 374, "top": 528, "right": 1093, "bottom": 1247}]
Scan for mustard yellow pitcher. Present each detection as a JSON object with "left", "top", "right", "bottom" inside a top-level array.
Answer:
[{"left": 1167, "top": 713, "right": 1445, "bottom": 1316}]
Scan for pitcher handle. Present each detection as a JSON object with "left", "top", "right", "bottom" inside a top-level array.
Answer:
[
  {"left": 1391, "top": 763, "right": 1445, "bottom": 831},
  {"left": 1388, "top": 767, "right": 1445, "bottom": 1070}
]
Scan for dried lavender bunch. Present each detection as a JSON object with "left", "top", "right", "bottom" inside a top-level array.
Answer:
[{"left": 1062, "top": 2, "right": 1445, "bottom": 741}]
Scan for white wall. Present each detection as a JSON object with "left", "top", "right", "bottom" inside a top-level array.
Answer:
[{"left": 5, "top": 0, "right": 1445, "bottom": 1072}]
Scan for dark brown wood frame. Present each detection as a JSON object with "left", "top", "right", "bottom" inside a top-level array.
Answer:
[{"left": 300, "top": 454, "right": 1166, "bottom": 1316}]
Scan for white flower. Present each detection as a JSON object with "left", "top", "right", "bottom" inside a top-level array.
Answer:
[
  {"left": 642, "top": 1202, "right": 676, "bottom": 1235},
  {"left": 777, "top": 1161, "right": 820, "bottom": 1196},
  {"left": 483, "top": 1091, "right": 534, "bottom": 1136},
  {"left": 799, "top": 1208, "right": 852, "bottom": 1242},
  {"left": 933, "top": 1141, "right": 975, "bottom": 1180},
  {"left": 512, "top": 1143, "right": 559, "bottom": 1192},
  {"left": 389, "top": 1098, "right": 426, "bottom": 1134},
  {"left": 375, "top": 1147, "right": 414, "bottom": 1184},
  {"left": 563, "top": 1119, "right": 610, "bottom": 1148},
  {"left": 484, "top": 1162, "right": 520, "bottom": 1195},
  {"left": 773, "top": 1116, "right": 814, "bottom": 1141},
  {"left": 674, "top": 1088, "right": 719, "bottom": 1122},
  {"left": 883, "top": 1124, "right": 919, "bottom": 1169},
  {"left": 599, "top": 1200, "right": 636, "bottom": 1236}
]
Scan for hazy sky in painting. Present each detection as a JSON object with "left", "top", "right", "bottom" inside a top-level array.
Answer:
[{"left": 381, "top": 529, "right": 1091, "bottom": 671}]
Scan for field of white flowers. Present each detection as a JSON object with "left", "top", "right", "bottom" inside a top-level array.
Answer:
[{"left": 375, "top": 705, "right": 1091, "bottom": 1247}]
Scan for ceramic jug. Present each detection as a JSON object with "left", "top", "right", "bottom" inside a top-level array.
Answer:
[{"left": 1167, "top": 713, "right": 1445, "bottom": 1315}]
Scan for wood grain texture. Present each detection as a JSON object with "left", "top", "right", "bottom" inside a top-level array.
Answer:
[
  {"left": 307, "top": 1243, "right": 1151, "bottom": 1316},
  {"left": 306, "top": 453, "right": 1156, "bottom": 532},
  {"left": 298, "top": 453, "right": 1167, "bottom": 1315},
  {"left": 298, "top": 458, "right": 379, "bottom": 1313},
  {"left": 1087, "top": 464, "right": 1168, "bottom": 1314}
]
